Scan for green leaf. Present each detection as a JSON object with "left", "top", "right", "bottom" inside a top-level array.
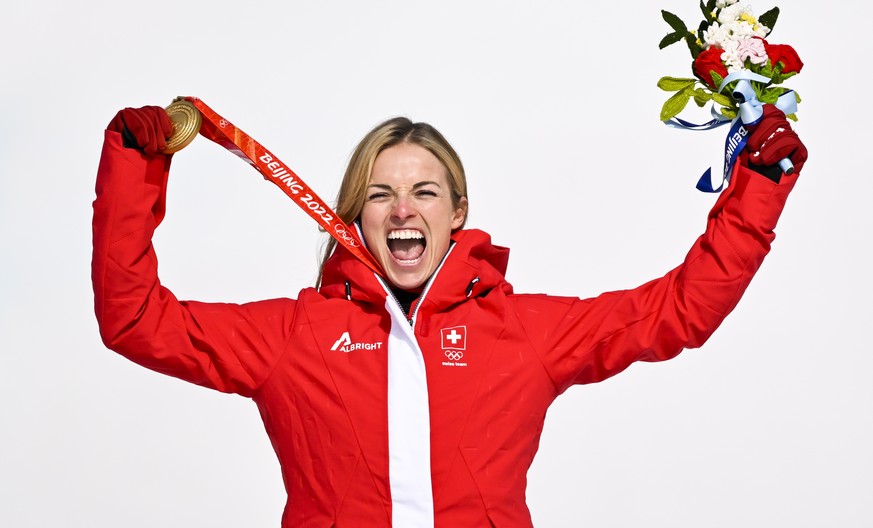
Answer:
[
  {"left": 719, "top": 106, "right": 737, "bottom": 120},
  {"left": 759, "top": 7, "right": 779, "bottom": 32},
  {"left": 772, "top": 60, "right": 784, "bottom": 76},
  {"left": 757, "top": 60, "right": 775, "bottom": 79},
  {"left": 661, "top": 10, "right": 688, "bottom": 33},
  {"left": 786, "top": 91, "right": 801, "bottom": 121},
  {"left": 710, "top": 71, "right": 725, "bottom": 91},
  {"left": 659, "top": 31, "right": 685, "bottom": 49},
  {"left": 657, "top": 76, "right": 697, "bottom": 91},
  {"left": 685, "top": 33, "right": 704, "bottom": 58},
  {"left": 711, "top": 92, "right": 734, "bottom": 107},
  {"left": 759, "top": 87, "right": 784, "bottom": 104},
  {"left": 700, "top": 0, "right": 717, "bottom": 22},
  {"left": 660, "top": 87, "right": 694, "bottom": 121},
  {"left": 693, "top": 88, "right": 712, "bottom": 107}
]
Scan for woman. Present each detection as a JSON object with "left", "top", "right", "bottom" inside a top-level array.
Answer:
[{"left": 93, "top": 105, "right": 806, "bottom": 527}]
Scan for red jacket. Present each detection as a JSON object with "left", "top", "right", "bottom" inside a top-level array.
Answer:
[{"left": 92, "top": 129, "right": 797, "bottom": 527}]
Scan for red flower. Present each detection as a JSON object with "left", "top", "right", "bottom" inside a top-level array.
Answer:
[
  {"left": 693, "top": 47, "right": 729, "bottom": 89},
  {"left": 763, "top": 41, "right": 803, "bottom": 74}
]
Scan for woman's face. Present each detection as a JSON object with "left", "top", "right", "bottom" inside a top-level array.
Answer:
[{"left": 361, "top": 142, "right": 467, "bottom": 291}]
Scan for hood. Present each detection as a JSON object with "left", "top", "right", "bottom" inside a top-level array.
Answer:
[{"left": 320, "top": 228, "right": 512, "bottom": 313}]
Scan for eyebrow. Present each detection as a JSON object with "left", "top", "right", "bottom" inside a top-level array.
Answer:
[{"left": 367, "top": 181, "right": 443, "bottom": 190}]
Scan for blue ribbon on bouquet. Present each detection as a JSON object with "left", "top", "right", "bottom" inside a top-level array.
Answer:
[{"left": 664, "top": 70, "right": 798, "bottom": 193}]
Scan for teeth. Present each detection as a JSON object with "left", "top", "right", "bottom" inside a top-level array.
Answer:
[{"left": 387, "top": 229, "right": 424, "bottom": 240}]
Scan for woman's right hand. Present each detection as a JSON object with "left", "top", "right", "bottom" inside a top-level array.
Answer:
[
  {"left": 746, "top": 104, "right": 808, "bottom": 177},
  {"left": 107, "top": 106, "right": 173, "bottom": 156}
]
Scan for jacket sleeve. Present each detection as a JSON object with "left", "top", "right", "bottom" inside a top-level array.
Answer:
[
  {"left": 91, "top": 129, "right": 295, "bottom": 397},
  {"left": 514, "top": 164, "right": 798, "bottom": 394}
]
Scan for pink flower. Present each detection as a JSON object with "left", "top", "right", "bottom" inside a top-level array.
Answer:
[{"left": 736, "top": 37, "right": 768, "bottom": 65}]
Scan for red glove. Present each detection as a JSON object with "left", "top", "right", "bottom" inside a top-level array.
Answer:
[
  {"left": 746, "top": 104, "right": 808, "bottom": 177},
  {"left": 107, "top": 106, "right": 173, "bottom": 156}
]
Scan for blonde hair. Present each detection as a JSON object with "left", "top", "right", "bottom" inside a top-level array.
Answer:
[{"left": 318, "top": 117, "right": 468, "bottom": 285}]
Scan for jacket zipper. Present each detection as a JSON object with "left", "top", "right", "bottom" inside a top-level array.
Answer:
[
  {"left": 383, "top": 286, "right": 414, "bottom": 326},
  {"left": 409, "top": 243, "right": 456, "bottom": 329},
  {"left": 377, "top": 242, "right": 457, "bottom": 328}
]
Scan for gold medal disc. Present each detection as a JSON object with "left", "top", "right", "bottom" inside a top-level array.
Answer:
[{"left": 163, "top": 98, "right": 202, "bottom": 154}]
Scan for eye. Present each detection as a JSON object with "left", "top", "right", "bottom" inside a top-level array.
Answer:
[
  {"left": 367, "top": 191, "right": 390, "bottom": 201},
  {"left": 415, "top": 189, "right": 438, "bottom": 198}
]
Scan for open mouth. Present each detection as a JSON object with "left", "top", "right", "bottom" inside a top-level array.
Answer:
[{"left": 387, "top": 229, "right": 426, "bottom": 264}]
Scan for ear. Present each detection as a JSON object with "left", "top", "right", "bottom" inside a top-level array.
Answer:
[{"left": 451, "top": 196, "right": 468, "bottom": 230}]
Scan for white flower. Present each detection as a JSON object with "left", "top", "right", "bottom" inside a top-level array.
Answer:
[
  {"left": 716, "top": 0, "right": 739, "bottom": 8},
  {"left": 703, "top": 2, "right": 771, "bottom": 50},
  {"left": 703, "top": 22, "right": 728, "bottom": 48},
  {"left": 720, "top": 40, "right": 745, "bottom": 72},
  {"left": 753, "top": 22, "right": 770, "bottom": 38},
  {"left": 719, "top": 3, "right": 750, "bottom": 24},
  {"left": 703, "top": 21, "right": 749, "bottom": 48},
  {"left": 714, "top": 2, "right": 771, "bottom": 37}
]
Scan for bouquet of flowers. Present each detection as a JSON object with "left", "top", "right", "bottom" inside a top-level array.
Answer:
[{"left": 657, "top": 0, "right": 803, "bottom": 122}]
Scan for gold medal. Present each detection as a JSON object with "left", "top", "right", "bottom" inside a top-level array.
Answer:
[{"left": 163, "top": 98, "right": 202, "bottom": 154}]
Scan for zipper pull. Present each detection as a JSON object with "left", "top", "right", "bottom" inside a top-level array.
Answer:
[{"left": 407, "top": 298, "right": 419, "bottom": 325}]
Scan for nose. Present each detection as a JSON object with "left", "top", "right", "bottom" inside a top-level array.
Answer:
[{"left": 391, "top": 193, "right": 416, "bottom": 221}]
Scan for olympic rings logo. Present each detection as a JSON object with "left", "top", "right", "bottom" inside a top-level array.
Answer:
[
  {"left": 445, "top": 351, "right": 464, "bottom": 361},
  {"left": 334, "top": 224, "right": 360, "bottom": 248}
]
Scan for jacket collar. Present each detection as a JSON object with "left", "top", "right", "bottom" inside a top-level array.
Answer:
[{"left": 319, "top": 229, "right": 512, "bottom": 314}]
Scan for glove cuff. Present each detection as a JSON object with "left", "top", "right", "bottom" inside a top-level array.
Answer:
[{"left": 120, "top": 126, "right": 139, "bottom": 150}]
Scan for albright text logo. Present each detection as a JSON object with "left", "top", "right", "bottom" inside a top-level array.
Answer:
[{"left": 330, "top": 331, "right": 383, "bottom": 353}]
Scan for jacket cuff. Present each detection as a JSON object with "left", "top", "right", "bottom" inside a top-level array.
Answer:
[{"left": 747, "top": 162, "right": 784, "bottom": 183}]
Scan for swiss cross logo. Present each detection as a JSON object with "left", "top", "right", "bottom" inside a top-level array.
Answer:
[{"left": 440, "top": 326, "right": 467, "bottom": 351}]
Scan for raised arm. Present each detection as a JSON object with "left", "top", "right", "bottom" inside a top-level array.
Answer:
[
  {"left": 92, "top": 106, "right": 295, "bottom": 396},
  {"left": 517, "top": 106, "right": 808, "bottom": 393}
]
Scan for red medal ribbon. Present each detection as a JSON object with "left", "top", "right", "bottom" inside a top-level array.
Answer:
[{"left": 184, "top": 97, "right": 385, "bottom": 277}]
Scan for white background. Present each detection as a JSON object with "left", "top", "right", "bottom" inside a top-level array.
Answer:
[{"left": 2, "top": 1, "right": 870, "bottom": 526}]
